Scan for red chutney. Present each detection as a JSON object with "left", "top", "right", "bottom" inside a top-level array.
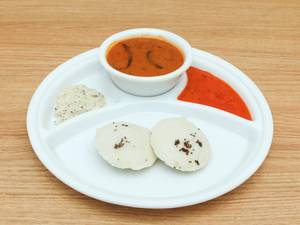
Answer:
[{"left": 178, "top": 67, "right": 252, "bottom": 120}]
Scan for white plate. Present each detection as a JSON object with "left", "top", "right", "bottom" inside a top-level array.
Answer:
[{"left": 27, "top": 48, "right": 273, "bottom": 208}]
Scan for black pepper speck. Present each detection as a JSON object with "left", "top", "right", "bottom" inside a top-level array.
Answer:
[
  {"left": 179, "top": 147, "right": 189, "bottom": 155},
  {"left": 196, "top": 140, "right": 203, "bottom": 147}
]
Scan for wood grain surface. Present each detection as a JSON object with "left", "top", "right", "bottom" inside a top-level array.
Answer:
[{"left": 0, "top": 0, "right": 299, "bottom": 224}]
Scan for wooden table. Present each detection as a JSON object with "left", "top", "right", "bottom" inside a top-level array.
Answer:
[{"left": 1, "top": 0, "right": 299, "bottom": 224}]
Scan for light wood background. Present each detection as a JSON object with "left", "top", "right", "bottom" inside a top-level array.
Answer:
[{"left": 0, "top": 0, "right": 299, "bottom": 224}]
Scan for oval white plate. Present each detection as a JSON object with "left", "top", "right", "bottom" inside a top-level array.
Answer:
[{"left": 27, "top": 48, "right": 273, "bottom": 208}]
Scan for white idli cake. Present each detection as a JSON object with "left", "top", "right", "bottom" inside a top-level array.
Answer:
[
  {"left": 96, "top": 122, "right": 156, "bottom": 170},
  {"left": 150, "top": 117, "right": 211, "bottom": 172}
]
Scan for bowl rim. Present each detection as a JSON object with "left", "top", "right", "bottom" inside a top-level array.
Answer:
[{"left": 99, "top": 28, "right": 192, "bottom": 82}]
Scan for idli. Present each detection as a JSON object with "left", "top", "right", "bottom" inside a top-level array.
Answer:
[
  {"left": 150, "top": 117, "right": 211, "bottom": 172},
  {"left": 96, "top": 122, "right": 156, "bottom": 170}
]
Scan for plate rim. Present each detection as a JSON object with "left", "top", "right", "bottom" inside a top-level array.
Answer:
[{"left": 27, "top": 47, "right": 273, "bottom": 208}]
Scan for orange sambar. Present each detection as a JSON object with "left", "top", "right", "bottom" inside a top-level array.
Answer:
[{"left": 106, "top": 37, "right": 184, "bottom": 77}]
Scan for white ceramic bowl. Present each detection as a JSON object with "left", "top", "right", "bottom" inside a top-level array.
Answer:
[{"left": 99, "top": 28, "right": 192, "bottom": 96}]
